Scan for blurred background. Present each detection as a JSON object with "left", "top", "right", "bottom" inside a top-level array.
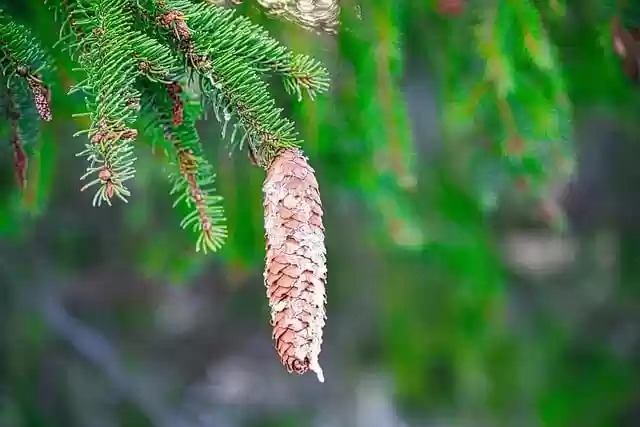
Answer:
[{"left": 1, "top": 0, "right": 640, "bottom": 426}]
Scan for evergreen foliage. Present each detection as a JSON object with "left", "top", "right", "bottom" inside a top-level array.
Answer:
[
  {"left": 1, "top": 0, "right": 640, "bottom": 424},
  {"left": 1, "top": 0, "right": 637, "bottom": 253},
  {"left": 0, "top": 10, "right": 53, "bottom": 188},
  {"left": 0, "top": 0, "right": 329, "bottom": 252}
]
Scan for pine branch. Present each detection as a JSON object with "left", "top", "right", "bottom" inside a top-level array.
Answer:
[
  {"left": 138, "top": 80, "right": 227, "bottom": 252},
  {"left": 50, "top": 0, "right": 89, "bottom": 51},
  {"left": 181, "top": 2, "right": 330, "bottom": 99},
  {"left": 6, "top": 86, "right": 28, "bottom": 189},
  {"left": 436, "top": 0, "right": 573, "bottom": 224},
  {"left": 44, "top": 0, "right": 330, "bottom": 251},
  {"left": 70, "top": 0, "right": 142, "bottom": 205},
  {"left": 0, "top": 11, "right": 54, "bottom": 191},
  {"left": 2, "top": 75, "right": 41, "bottom": 151},
  {"left": 0, "top": 0, "right": 331, "bottom": 382},
  {"left": 0, "top": 2, "right": 332, "bottom": 264},
  {"left": 134, "top": 0, "right": 329, "bottom": 100},
  {"left": 42, "top": 0, "right": 330, "bottom": 252},
  {"left": 0, "top": 15, "right": 54, "bottom": 122},
  {"left": 131, "top": 0, "right": 329, "bottom": 168}
]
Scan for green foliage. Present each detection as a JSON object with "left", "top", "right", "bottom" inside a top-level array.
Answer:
[
  {"left": 138, "top": 81, "right": 228, "bottom": 252},
  {"left": 326, "top": 0, "right": 424, "bottom": 249},
  {"left": 4, "top": 0, "right": 631, "bottom": 253},
  {"left": 0, "top": 11, "right": 53, "bottom": 149},
  {"left": 0, "top": 0, "right": 329, "bottom": 252},
  {"left": 2, "top": 1, "right": 640, "bottom": 426},
  {"left": 437, "top": 0, "right": 573, "bottom": 224}
]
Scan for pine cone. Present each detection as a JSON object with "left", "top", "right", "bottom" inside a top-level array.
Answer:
[
  {"left": 256, "top": 0, "right": 340, "bottom": 34},
  {"left": 263, "top": 148, "right": 327, "bottom": 382}
]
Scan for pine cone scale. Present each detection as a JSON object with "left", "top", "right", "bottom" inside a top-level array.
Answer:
[{"left": 263, "top": 148, "right": 327, "bottom": 382}]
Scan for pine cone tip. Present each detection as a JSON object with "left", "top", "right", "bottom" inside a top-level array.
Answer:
[{"left": 310, "top": 358, "right": 325, "bottom": 383}]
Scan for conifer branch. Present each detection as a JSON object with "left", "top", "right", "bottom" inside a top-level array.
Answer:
[
  {"left": 52, "top": 0, "right": 88, "bottom": 52},
  {"left": 6, "top": 86, "right": 28, "bottom": 189},
  {"left": 71, "top": 0, "right": 141, "bottom": 205},
  {"left": 2, "top": 1, "right": 331, "bottom": 255},
  {"left": 138, "top": 80, "right": 227, "bottom": 252},
  {"left": 133, "top": 0, "right": 329, "bottom": 99},
  {"left": 2, "top": 0, "right": 332, "bottom": 380},
  {"left": 0, "top": 12, "right": 53, "bottom": 190},
  {"left": 0, "top": 16, "right": 54, "bottom": 122},
  {"left": 1, "top": 75, "right": 42, "bottom": 151},
  {"left": 179, "top": 2, "right": 330, "bottom": 99},
  {"left": 131, "top": 0, "right": 329, "bottom": 168}
]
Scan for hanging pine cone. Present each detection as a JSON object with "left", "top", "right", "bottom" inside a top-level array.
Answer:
[
  {"left": 256, "top": 0, "right": 340, "bottom": 34},
  {"left": 263, "top": 148, "right": 327, "bottom": 382}
]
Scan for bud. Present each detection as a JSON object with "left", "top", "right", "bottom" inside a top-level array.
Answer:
[{"left": 27, "top": 77, "right": 52, "bottom": 121}]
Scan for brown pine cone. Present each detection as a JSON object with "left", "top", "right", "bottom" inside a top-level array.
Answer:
[
  {"left": 263, "top": 148, "right": 327, "bottom": 382},
  {"left": 256, "top": 0, "right": 340, "bottom": 34}
]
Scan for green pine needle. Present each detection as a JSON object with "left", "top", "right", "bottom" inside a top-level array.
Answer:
[{"left": 4, "top": 0, "right": 330, "bottom": 253}]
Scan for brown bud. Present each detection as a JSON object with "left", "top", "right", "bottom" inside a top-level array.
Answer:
[
  {"left": 27, "top": 78, "right": 52, "bottom": 121},
  {"left": 263, "top": 148, "right": 327, "bottom": 382}
]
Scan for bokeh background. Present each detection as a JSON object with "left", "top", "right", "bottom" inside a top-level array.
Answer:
[{"left": 1, "top": 1, "right": 640, "bottom": 426}]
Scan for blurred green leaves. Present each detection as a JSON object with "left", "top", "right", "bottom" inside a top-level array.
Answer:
[{"left": 441, "top": 0, "right": 574, "bottom": 218}]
